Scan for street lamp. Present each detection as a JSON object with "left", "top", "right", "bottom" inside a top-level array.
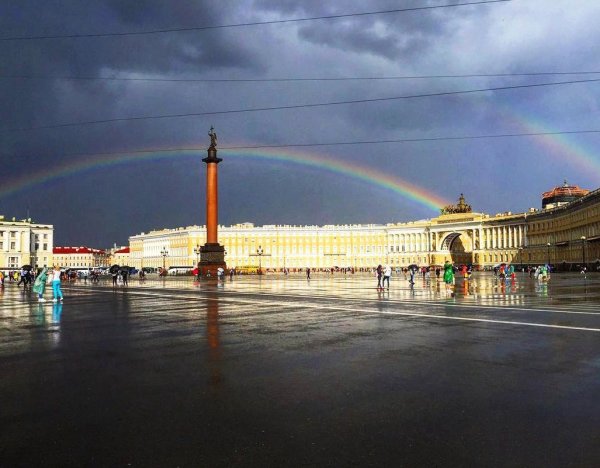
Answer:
[
  {"left": 160, "top": 246, "right": 168, "bottom": 272},
  {"left": 518, "top": 247, "right": 523, "bottom": 271},
  {"left": 546, "top": 242, "right": 551, "bottom": 266},
  {"left": 581, "top": 236, "right": 586, "bottom": 271},
  {"left": 256, "top": 245, "right": 263, "bottom": 274},
  {"left": 193, "top": 244, "right": 201, "bottom": 266}
]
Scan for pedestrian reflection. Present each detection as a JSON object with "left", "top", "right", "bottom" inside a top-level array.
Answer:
[
  {"left": 33, "top": 303, "right": 46, "bottom": 326},
  {"left": 535, "top": 282, "right": 548, "bottom": 297},
  {"left": 52, "top": 302, "right": 63, "bottom": 324}
]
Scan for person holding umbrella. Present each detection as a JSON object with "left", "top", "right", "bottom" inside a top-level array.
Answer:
[
  {"left": 18, "top": 266, "right": 29, "bottom": 287},
  {"left": 110, "top": 265, "right": 120, "bottom": 286},
  {"left": 32, "top": 267, "right": 49, "bottom": 302},
  {"left": 443, "top": 260, "right": 455, "bottom": 296}
]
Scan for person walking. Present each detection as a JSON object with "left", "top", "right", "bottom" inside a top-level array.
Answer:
[
  {"left": 306, "top": 267, "right": 311, "bottom": 280},
  {"left": 17, "top": 268, "right": 27, "bottom": 287},
  {"left": 51, "top": 265, "right": 64, "bottom": 302},
  {"left": 32, "top": 267, "right": 49, "bottom": 302},
  {"left": 443, "top": 260, "right": 455, "bottom": 296},
  {"left": 376, "top": 264, "right": 383, "bottom": 289},
  {"left": 382, "top": 265, "right": 392, "bottom": 289}
]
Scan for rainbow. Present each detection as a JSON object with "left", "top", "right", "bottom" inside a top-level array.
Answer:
[
  {"left": 0, "top": 146, "right": 450, "bottom": 212},
  {"left": 497, "top": 106, "right": 600, "bottom": 182}
]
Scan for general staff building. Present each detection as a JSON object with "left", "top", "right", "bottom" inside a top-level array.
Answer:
[{"left": 129, "top": 183, "right": 600, "bottom": 272}]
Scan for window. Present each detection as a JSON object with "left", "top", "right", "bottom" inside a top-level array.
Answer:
[{"left": 10, "top": 242, "right": 16, "bottom": 250}]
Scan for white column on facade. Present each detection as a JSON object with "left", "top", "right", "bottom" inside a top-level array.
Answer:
[{"left": 520, "top": 225, "right": 524, "bottom": 247}]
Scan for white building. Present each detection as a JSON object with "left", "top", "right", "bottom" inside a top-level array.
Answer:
[{"left": 0, "top": 215, "right": 54, "bottom": 270}]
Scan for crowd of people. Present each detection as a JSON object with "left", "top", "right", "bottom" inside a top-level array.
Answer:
[
  {"left": 5, "top": 265, "right": 66, "bottom": 302},
  {"left": 0, "top": 259, "right": 588, "bottom": 305}
]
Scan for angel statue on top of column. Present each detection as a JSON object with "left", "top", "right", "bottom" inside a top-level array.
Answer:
[{"left": 208, "top": 126, "right": 218, "bottom": 148}]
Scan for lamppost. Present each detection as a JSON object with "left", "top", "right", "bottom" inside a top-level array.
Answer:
[
  {"left": 160, "top": 246, "right": 168, "bottom": 272},
  {"left": 193, "top": 244, "right": 201, "bottom": 266},
  {"left": 546, "top": 242, "right": 551, "bottom": 266},
  {"left": 256, "top": 245, "right": 263, "bottom": 274},
  {"left": 248, "top": 245, "right": 272, "bottom": 275},
  {"left": 581, "top": 236, "right": 586, "bottom": 271},
  {"left": 518, "top": 247, "right": 523, "bottom": 271}
]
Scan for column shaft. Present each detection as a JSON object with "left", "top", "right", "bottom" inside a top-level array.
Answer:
[{"left": 206, "top": 163, "right": 218, "bottom": 244}]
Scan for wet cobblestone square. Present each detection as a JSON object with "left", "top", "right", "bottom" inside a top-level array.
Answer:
[{"left": 1, "top": 272, "right": 599, "bottom": 467}]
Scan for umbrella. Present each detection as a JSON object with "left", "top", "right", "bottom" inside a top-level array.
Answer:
[
  {"left": 21, "top": 264, "right": 33, "bottom": 271},
  {"left": 407, "top": 264, "right": 419, "bottom": 270},
  {"left": 109, "top": 264, "right": 120, "bottom": 274}
]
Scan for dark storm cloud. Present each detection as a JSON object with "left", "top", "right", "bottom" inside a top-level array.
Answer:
[
  {"left": 253, "top": 0, "right": 474, "bottom": 61},
  {"left": 0, "top": 0, "right": 262, "bottom": 128},
  {"left": 2, "top": 0, "right": 600, "bottom": 246}
]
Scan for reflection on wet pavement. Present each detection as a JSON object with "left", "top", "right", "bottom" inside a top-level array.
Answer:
[{"left": 1, "top": 272, "right": 599, "bottom": 466}]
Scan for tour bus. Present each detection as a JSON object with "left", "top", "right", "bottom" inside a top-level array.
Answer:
[
  {"left": 167, "top": 266, "right": 193, "bottom": 276},
  {"left": 235, "top": 265, "right": 260, "bottom": 275}
]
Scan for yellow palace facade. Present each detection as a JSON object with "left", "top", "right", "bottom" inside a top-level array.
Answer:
[{"left": 129, "top": 188, "right": 600, "bottom": 272}]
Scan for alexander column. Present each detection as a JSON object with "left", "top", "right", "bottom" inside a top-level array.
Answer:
[{"left": 199, "top": 126, "right": 226, "bottom": 276}]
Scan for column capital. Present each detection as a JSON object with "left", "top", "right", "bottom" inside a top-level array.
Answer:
[{"left": 203, "top": 147, "right": 222, "bottom": 164}]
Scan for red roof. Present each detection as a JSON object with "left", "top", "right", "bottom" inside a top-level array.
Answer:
[
  {"left": 114, "top": 247, "right": 130, "bottom": 254},
  {"left": 53, "top": 246, "right": 106, "bottom": 254},
  {"left": 542, "top": 182, "right": 589, "bottom": 200}
]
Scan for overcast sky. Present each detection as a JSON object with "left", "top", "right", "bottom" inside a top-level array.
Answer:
[{"left": 2, "top": 0, "right": 600, "bottom": 247}]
